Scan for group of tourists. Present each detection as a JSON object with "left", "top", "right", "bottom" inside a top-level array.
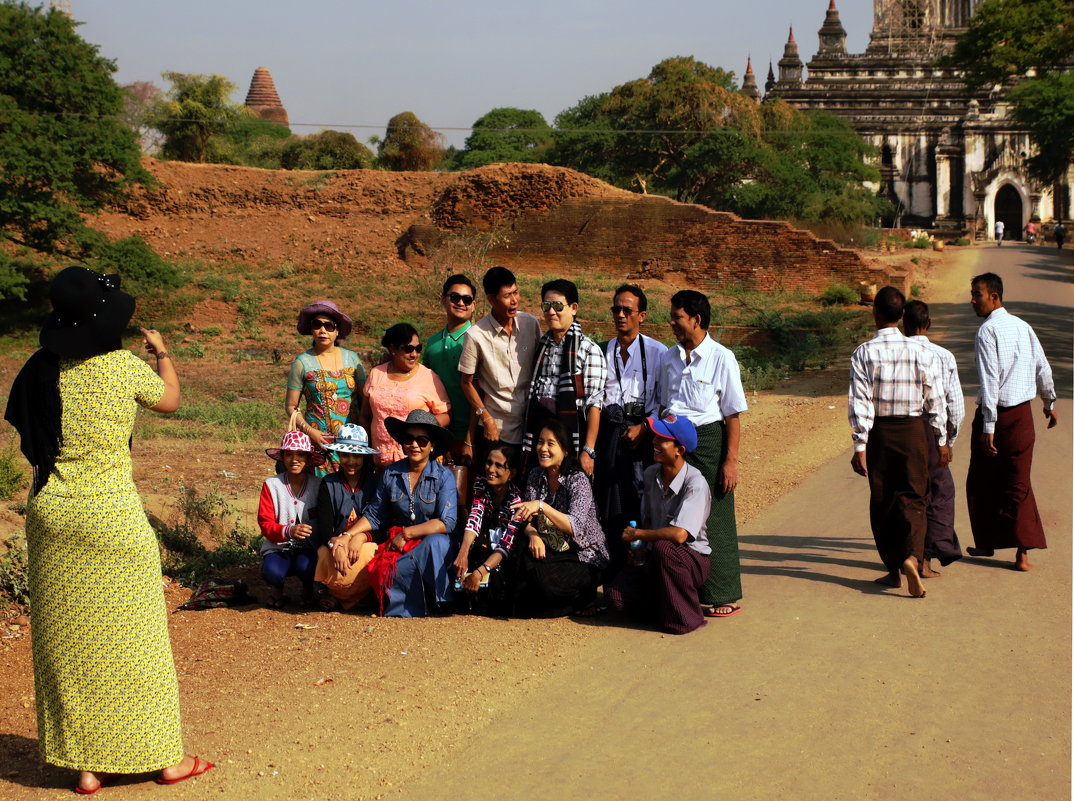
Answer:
[
  {"left": 268, "top": 267, "right": 746, "bottom": 635},
  {"left": 3, "top": 260, "right": 1060, "bottom": 794},
  {"left": 849, "top": 273, "right": 1058, "bottom": 597}
]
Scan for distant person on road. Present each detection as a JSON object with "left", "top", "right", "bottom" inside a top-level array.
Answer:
[
  {"left": 658, "top": 290, "right": 747, "bottom": 618},
  {"left": 607, "top": 415, "right": 712, "bottom": 635},
  {"left": 358, "top": 323, "right": 451, "bottom": 471},
  {"left": 848, "top": 286, "right": 947, "bottom": 598},
  {"left": 521, "top": 278, "right": 607, "bottom": 475},
  {"left": 423, "top": 273, "right": 477, "bottom": 464},
  {"left": 994, "top": 219, "right": 1005, "bottom": 246},
  {"left": 903, "top": 301, "right": 965, "bottom": 576},
  {"left": 285, "top": 300, "right": 365, "bottom": 475},
  {"left": 966, "top": 273, "right": 1058, "bottom": 571},
  {"left": 1055, "top": 222, "right": 1066, "bottom": 249},
  {"left": 458, "top": 266, "right": 542, "bottom": 464},
  {"left": 594, "top": 284, "right": 667, "bottom": 576},
  {"left": 1024, "top": 220, "right": 1037, "bottom": 244}
]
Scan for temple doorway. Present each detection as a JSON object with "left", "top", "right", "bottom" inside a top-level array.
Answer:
[{"left": 995, "top": 184, "right": 1023, "bottom": 240}]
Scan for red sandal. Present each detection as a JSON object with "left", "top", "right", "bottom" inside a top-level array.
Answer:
[{"left": 155, "top": 756, "right": 214, "bottom": 785}]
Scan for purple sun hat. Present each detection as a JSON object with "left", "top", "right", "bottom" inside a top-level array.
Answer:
[{"left": 296, "top": 300, "right": 353, "bottom": 342}]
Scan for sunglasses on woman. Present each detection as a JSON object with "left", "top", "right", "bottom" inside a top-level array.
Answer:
[
  {"left": 541, "top": 300, "right": 566, "bottom": 313},
  {"left": 400, "top": 434, "right": 431, "bottom": 448},
  {"left": 395, "top": 343, "right": 422, "bottom": 354},
  {"left": 445, "top": 292, "right": 474, "bottom": 306},
  {"left": 311, "top": 319, "right": 338, "bottom": 332}
]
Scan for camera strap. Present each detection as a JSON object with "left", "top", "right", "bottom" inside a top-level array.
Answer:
[{"left": 613, "top": 335, "right": 648, "bottom": 404}]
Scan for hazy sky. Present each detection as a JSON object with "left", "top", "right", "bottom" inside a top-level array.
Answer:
[{"left": 73, "top": 0, "right": 875, "bottom": 147}]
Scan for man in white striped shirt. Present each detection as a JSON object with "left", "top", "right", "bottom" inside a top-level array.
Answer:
[
  {"left": 966, "top": 272, "right": 1058, "bottom": 572},
  {"left": 849, "top": 286, "right": 948, "bottom": 597},
  {"left": 904, "top": 300, "right": 965, "bottom": 576}
]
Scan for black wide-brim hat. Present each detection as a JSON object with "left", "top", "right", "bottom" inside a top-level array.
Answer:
[
  {"left": 384, "top": 409, "right": 453, "bottom": 458},
  {"left": 39, "top": 266, "right": 136, "bottom": 359}
]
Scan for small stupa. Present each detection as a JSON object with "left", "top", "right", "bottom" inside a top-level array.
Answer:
[
  {"left": 741, "top": 56, "right": 761, "bottom": 102},
  {"left": 244, "top": 67, "right": 289, "bottom": 126}
]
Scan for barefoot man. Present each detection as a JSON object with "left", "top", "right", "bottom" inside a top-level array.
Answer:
[
  {"left": 965, "top": 272, "right": 1058, "bottom": 571},
  {"left": 849, "top": 287, "right": 948, "bottom": 597}
]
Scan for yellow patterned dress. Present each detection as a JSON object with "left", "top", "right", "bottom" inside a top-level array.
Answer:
[{"left": 25, "top": 349, "right": 184, "bottom": 772}]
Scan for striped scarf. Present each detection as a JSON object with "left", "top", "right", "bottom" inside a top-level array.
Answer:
[{"left": 522, "top": 321, "right": 586, "bottom": 460}]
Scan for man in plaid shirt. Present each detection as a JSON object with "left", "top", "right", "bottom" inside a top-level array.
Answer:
[{"left": 849, "top": 286, "right": 948, "bottom": 598}]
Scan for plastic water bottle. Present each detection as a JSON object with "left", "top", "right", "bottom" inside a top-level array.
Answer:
[{"left": 628, "top": 520, "right": 648, "bottom": 566}]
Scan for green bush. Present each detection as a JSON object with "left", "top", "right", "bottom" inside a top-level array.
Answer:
[
  {"left": 911, "top": 235, "right": 931, "bottom": 249},
  {"left": 0, "top": 445, "right": 28, "bottom": 501},
  {"left": 202, "top": 326, "right": 222, "bottom": 337},
  {"left": 0, "top": 534, "right": 29, "bottom": 607},
  {"left": 281, "top": 130, "right": 375, "bottom": 171},
  {"left": 954, "top": 237, "right": 971, "bottom": 246},
  {"left": 819, "top": 283, "right": 858, "bottom": 306},
  {"left": 174, "top": 341, "right": 205, "bottom": 359},
  {"left": 88, "top": 236, "right": 185, "bottom": 297}
]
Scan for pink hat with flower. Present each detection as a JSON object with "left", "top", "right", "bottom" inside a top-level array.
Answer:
[{"left": 265, "top": 430, "right": 327, "bottom": 466}]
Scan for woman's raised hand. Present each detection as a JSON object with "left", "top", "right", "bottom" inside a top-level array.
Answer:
[{"left": 140, "top": 327, "right": 167, "bottom": 356}]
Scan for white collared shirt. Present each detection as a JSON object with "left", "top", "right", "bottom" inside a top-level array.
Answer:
[
  {"left": 909, "top": 334, "right": 965, "bottom": 446},
  {"left": 658, "top": 334, "right": 748, "bottom": 425},
  {"left": 974, "top": 307, "right": 1055, "bottom": 434},
  {"left": 604, "top": 334, "right": 668, "bottom": 417}
]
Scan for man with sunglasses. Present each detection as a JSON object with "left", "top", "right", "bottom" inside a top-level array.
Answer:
[
  {"left": 594, "top": 284, "right": 668, "bottom": 574},
  {"left": 459, "top": 266, "right": 541, "bottom": 461},
  {"left": 424, "top": 274, "right": 477, "bottom": 465}
]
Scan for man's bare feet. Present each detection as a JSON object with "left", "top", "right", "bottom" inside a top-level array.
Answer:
[
  {"left": 874, "top": 571, "right": 901, "bottom": 587},
  {"left": 901, "top": 557, "right": 926, "bottom": 598},
  {"left": 921, "top": 559, "right": 941, "bottom": 578},
  {"left": 1014, "top": 548, "right": 1033, "bottom": 572},
  {"left": 967, "top": 547, "right": 995, "bottom": 558}
]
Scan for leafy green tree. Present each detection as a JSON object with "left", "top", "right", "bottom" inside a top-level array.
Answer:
[
  {"left": 0, "top": 1, "right": 148, "bottom": 265},
  {"left": 121, "top": 80, "right": 164, "bottom": 154},
  {"left": 454, "top": 108, "right": 553, "bottom": 169},
  {"left": 281, "top": 130, "right": 375, "bottom": 170},
  {"left": 206, "top": 116, "right": 291, "bottom": 168},
  {"left": 151, "top": 72, "right": 244, "bottom": 162},
  {"left": 377, "top": 111, "right": 445, "bottom": 171},
  {"left": 944, "top": 0, "right": 1074, "bottom": 185},
  {"left": 550, "top": 93, "right": 621, "bottom": 185}
]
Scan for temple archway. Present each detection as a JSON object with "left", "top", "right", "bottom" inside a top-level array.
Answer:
[{"left": 994, "top": 183, "right": 1023, "bottom": 240}]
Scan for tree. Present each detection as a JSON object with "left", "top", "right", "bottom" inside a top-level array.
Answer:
[
  {"left": 281, "top": 130, "right": 375, "bottom": 170},
  {"left": 121, "top": 81, "right": 164, "bottom": 154},
  {"left": 549, "top": 93, "right": 621, "bottom": 185},
  {"left": 454, "top": 107, "right": 553, "bottom": 169},
  {"left": 0, "top": 2, "right": 148, "bottom": 266},
  {"left": 150, "top": 72, "right": 244, "bottom": 162},
  {"left": 944, "top": 0, "right": 1074, "bottom": 185},
  {"left": 207, "top": 116, "right": 291, "bottom": 168},
  {"left": 377, "top": 112, "right": 445, "bottom": 171}
]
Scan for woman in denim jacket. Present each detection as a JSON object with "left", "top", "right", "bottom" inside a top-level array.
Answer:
[{"left": 343, "top": 410, "right": 458, "bottom": 616}]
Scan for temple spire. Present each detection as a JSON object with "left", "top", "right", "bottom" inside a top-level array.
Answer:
[
  {"left": 764, "top": 60, "right": 776, "bottom": 94},
  {"left": 741, "top": 56, "right": 761, "bottom": 102},
  {"left": 243, "top": 67, "right": 289, "bottom": 127},
  {"left": 818, "top": 0, "right": 848, "bottom": 56},
  {"left": 778, "top": 26, "right": 803, "bottom": 85}
]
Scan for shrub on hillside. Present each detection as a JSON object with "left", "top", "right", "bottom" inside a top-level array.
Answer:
[
  {"left": 819, "top": 283, "right": 858, "bottom": 306},
  {"left": 282, "top": 130, "right": 375, "bottom": 171}
]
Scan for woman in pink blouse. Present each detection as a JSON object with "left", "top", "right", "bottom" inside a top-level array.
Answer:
[{"left": 359, "top": 323, "right": 451, "bottom": 471}]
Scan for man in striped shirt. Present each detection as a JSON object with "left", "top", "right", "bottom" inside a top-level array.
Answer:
[
  {"left": 849, "top": 286, "right": 948, "bottom": 597},
  {"left": 966, "top": 272, "right": 1058, "bottom": 571},
  {"left": 904, "top": 300, "right": 965, "bottom": 576}
]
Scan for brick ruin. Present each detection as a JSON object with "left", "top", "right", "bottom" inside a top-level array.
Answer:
[
  {"left": 404, "top": 164, "right": 901, "bottom": 295},
  {"left": 244, "top": 67, "right": 289, "bottom": 127}
]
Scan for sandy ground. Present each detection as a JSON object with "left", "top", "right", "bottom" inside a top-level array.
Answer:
[{"left": 0, "top": 244, "right": 1069, "bottom": 800}]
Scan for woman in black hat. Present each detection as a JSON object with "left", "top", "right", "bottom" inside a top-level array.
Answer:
[
  {"left": 285, "top": 300, "right": 365, "bottom": 475},
  {"left": 337, "top": 410, "right": 458, "bottom": 616},
  {"left": 4, "top": 266, "right": 212, "bottom": 793}
]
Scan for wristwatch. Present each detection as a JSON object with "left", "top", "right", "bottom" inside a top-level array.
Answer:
[{"left": 581, "top": 445, "right": 597, "bottom": 459}]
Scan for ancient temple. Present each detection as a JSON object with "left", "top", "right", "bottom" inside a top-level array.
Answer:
[
  {"left": 758, "top": 0, "right": 1072, "bottom": 238},
  {"left": 244, "top": 67, "right": 289, "bottom": 127}
]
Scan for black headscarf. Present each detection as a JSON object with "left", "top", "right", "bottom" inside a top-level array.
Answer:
[{"left": 5, "top": 350, "right": 63, "bottom": 494}]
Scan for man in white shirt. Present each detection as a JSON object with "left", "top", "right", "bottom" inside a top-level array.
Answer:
[
  {"left": 903, "top": 300, "right": 965, "bottom": 576},
  {"left": 848, "top": 287, "right": 948, "bottom": 598},
  {"left": 594, "top": 284, "right": 668, "bottom": 573},
  {"left": 966, "top": 272, "right": 1058, "bottom": 572},
  {"left": 658, "top": 290, "right": 747, "bottom": 618},
  {"left": 994, "top": 219, "right": 1005, "bottom": 246}
]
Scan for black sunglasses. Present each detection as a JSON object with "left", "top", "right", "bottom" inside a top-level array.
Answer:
[
  {"left": 311, "top": 319, "right": 338, "bottom": 332},
  {"left": 541, "top": 300, "right": 566, "bottom": 312},
  {"left": 401, "top": 433, "right": 431, "bottom": 447},
  {"left": 395, "top": 343, "right": 422, "bottom": 354},
  {"left": 610, "top": 305, "right": 638, "bottom": 316},
  {"left": 445, "top": 292, "right": 475, "bottom": 306}
]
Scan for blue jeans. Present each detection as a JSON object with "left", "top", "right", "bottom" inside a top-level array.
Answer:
[
  {"left": 383, "top": 534, "right": 455, "bottom": 617},
  {"left": 262, "top": 548, "right": 317, "bottom": 590}
]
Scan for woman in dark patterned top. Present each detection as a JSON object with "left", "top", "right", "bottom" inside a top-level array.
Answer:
[
  {"left": 452, "top": 444, "right": 524, "bottom": 614},
  {"left": 510, "top": 419, "right": 609, "bottom": 617}
]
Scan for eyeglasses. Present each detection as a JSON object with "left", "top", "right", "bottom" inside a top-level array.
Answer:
[
  {"left": 610, "top": 305, "right": 638, "bottom": 316},
  {"left": 311, "top": 319, "right": 338, "bottom": 332},
  {"left": 542, "top": 300, "right": 566, "bottom": 313},
  {"left": 445, "top": 292, "right": 474, "bottom": 306},
  {"left": 395, "top": 343, "right": 422, "bottom": 354},
  {"left": 400, "top": 434, "right": 431, "bottom": 448}
]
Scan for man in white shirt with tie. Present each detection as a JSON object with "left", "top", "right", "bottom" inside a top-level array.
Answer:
[
  {"left": 594, "top": 284, "right": 668, "bottom": 573},
  {"left": 966, "top": 272, "right": 1058, "bottom": 572}
]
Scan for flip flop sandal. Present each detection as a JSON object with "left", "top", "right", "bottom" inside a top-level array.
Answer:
[
  {"left": 703, "top": 604, "right": 742, "bottom": 618},
  {"left": 155, "top": 756, "right": 214, "bottom": 785}
]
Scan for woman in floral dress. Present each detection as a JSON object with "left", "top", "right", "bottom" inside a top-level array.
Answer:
[{"left": 285, "top": 300, "right": 365, "bottom": 475}]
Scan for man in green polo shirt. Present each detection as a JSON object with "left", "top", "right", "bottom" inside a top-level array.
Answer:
[{"left": 423, "top": 273, "right": 477, "bottom": 464}]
